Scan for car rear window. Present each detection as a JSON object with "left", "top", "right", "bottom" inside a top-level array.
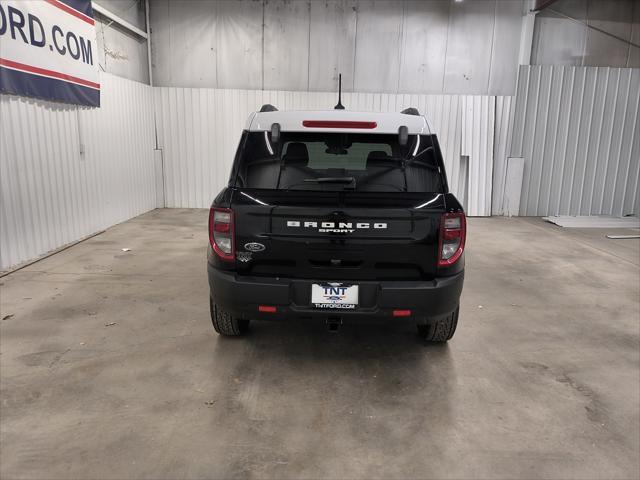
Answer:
[
  {"left": 232, "top": 132, "right": 445, "bottom": 193},
  {"left": 304, "top": 142, "right": 391, "bottom": 170}
]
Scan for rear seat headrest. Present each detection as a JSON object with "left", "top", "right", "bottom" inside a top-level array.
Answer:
[
  {"left": 366, "top": 150, "right": 395, "bottom": 168},
  {"left": 366, "top": 150, "right": 390, "bottom": 161},
  {"left": 283, "top": 143, "right": 309, "bottom": 164}
]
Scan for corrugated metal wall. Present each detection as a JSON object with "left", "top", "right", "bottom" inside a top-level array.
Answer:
[
  {"left": 492, "top": 96, "right": 515, "bottom": 215},
  {"left": 461, "top": 96, "right": 496, "bottom": 217},
  {"left": 507, "top": 65, "right": 640, "bottom": 217},
  {"left": 154, "top": 87, "right": 498, "bottom": 216},
  {"left": 0, "top": 73, "right": 157, "bottom": 270}
]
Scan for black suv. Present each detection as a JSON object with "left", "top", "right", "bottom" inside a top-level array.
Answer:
[{"left": 207, "top": 107, "right": 465, "bottom": 342}]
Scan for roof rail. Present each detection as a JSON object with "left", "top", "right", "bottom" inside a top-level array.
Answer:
[
  {"left": 401, "top": 107, "right": 420, "bottom": 116},
  {"left": 259, "top": 104, "right": 278, "bottom": 112}
]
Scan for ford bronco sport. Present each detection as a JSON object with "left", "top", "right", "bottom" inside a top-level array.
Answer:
[{"left": 207, "top": 105, "right": 465, "bottom": 342}]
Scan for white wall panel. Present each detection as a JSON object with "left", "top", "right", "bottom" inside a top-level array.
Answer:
[
  {"left": 263, "top": 0, "right": 310, "bottom": 91},
  {"left": 94, "top": 0, "right": 147, "bottom": 30},
  {"left": 443, "top": 0, "right": 496, "bottom": 95},
  {"left": 353, "top": 1, "right": 403, "bottom": 93},
  {"left": 398, "top": 0, "right": 449, "bottom": 93},
  {"left": 216, "top": 0, "right": 264, "bottom": 89},
  {"left": 492, "top": 95, "right": 515, "bottom": 215},
  {"left": 308, "top": 0, "right": 358, "bottom": 92},
  {"left": 94, "top": 2, "right": 150, "bottom": 84},
  {"left": 582, "top": 0, "right": 635, "bottom": 68},
  {"left": 79, "top": 74, "right": 158, "bottom": 225},
  {"left": 149, "top": 0, "right": 524, "bottom": 95},
  {"left": 154, "top": 87, "right": 498, "bottom": 216},
  {"left": 149, "top": 0, "right": 172, "bottom": 85},
  {"left": 461, "top": 96, "right": 495, "bottom": 217},
  {"left": 0, "top": 73, "right": 157, "bottom": 270},
  {"left": 149, "top": 0, "right": 217, "bottom": 87},
  {"left": 489, "top": 1, "right": 524, "bottom": 95},
  {"left": 531, "top": 0, "right": 587, "bottom": 66},
  {"left": 507, "top": 65, "right": 640, "bottom": 217},
  {"left": 532, "top": 0, "right": 640, "bottom": 68},
  {"left": 630, "top": 4, "right": 640, "bottom": 67}
]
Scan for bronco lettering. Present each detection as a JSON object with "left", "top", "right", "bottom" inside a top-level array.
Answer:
[{"left": 286, "top": 220, "right": 387, "bottom": 231}]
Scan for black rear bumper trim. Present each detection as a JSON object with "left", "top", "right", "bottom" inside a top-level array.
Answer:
[{"left": 207, "top": 264, "right": 464, "bottom": 323}]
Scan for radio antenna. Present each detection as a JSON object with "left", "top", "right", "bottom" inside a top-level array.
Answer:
[{"left": 334, "top": 73, "right": 345, "bottom": 110}]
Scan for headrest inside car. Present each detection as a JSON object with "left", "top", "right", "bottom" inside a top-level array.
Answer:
[
  {"left": 366, "top": 150, "right": 394, "bottom": 167},
  {"left": 283, "top": 143, "right": 309, "bottom": 165}
]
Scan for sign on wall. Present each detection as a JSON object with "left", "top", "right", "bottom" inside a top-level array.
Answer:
[{"left": 0, "top": 0, "right": 100, "bottom": 106}]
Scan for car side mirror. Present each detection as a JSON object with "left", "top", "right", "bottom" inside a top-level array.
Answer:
[
  {"left": 271, "top": 123, "right": 281, "bottom": 144},
  {"left": 398, "top": 126, "right": 408, "bottom": 146}
]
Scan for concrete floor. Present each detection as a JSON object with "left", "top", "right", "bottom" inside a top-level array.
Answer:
[{"left": 1, "top": 209, "right": 638, "bottom": 480}]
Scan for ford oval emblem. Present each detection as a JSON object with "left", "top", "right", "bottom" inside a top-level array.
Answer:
[{"left": 244, "top": 242, "right": 265, "bottom": 252}]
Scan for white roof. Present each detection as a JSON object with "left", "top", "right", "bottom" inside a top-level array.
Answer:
[{"left": 246, "top": 110, "right": 433, "bottom": 134}]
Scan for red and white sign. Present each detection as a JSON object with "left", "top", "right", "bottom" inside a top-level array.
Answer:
[{"left": 0, "top": 0, "right": 100, "bottom": 106}]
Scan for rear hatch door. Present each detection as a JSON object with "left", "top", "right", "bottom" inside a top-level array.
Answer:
[{"left": 232, "top": 189, "right": 445, "bottom": 281}]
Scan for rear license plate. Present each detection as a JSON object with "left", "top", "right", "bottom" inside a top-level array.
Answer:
[{"left": 311, "top": 283, "right": 358, "bottom": 309}]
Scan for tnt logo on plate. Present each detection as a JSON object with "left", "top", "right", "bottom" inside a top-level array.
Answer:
[{"left": 323, "top": 286, "right": 348, "bottom": 301}]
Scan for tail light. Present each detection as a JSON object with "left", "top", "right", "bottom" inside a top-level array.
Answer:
[
  {"left": 438, "top": 212, "right": 466, "bottom": 267},
  {"left": 209, "top": 207, "right": 234, "bottom": 261}
]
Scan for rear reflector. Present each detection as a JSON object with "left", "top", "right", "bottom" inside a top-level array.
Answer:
[
  {"left": 258, "top": 305, "right": 277, "bottom": 313},
  {"left": 393, "top": 309, "right": 412, "bottom": 317},
  {"left": 302, "top": 120, "right": 377, "bottom": 129}
]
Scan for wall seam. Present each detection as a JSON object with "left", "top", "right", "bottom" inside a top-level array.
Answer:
[
  {"left": 580, "top": 1, "right": 589, "bottom": 67},
  {"left": 352, "top": 1, "right": 359, "bottom": 91},
  {"left": 261, "top": 1, "right": 265, "bottom": 91},
  {"left": 486, "top": 0, "right": 498, "bottom": 95},
  {"left": 441, "top": 0, "right": 452, "bottom": 93},
  {"left": 396, "top": 0, "right": 406, "bottom": 94}
]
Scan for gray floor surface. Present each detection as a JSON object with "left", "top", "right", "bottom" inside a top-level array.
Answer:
[{"left": 1, "top": 209, "right": 639, "bottom": 479}]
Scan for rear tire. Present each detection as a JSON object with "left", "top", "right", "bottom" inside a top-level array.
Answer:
[
  {"left": 418, "top": 306, "right": 459, "bottom": 342},
  {"left": 210, "top": 299, "right": 249, "bottom": 336}
]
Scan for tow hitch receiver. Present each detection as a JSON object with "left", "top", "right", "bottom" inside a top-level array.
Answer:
[{"left": 326, "top": 316, "right": 342, "bottom": 333}]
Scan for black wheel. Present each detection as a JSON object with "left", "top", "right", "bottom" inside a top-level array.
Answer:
[
  {"left": 418, "top": 306, "right": 459, "bottom": 342},
  {"left": 210, "top": 299, "right": 249, "bottom": 336}
]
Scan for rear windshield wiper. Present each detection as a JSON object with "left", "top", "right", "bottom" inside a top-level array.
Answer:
[
  {"left": 304, "top": 177, "right": 355, "bottom": 184},
  {"left": 285, "top": 177, "right": 356, "bottom": 191}
]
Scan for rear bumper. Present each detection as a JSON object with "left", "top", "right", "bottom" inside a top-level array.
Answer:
[{"left": 207, "top": 265, "right": 464, "bottom": 324}]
